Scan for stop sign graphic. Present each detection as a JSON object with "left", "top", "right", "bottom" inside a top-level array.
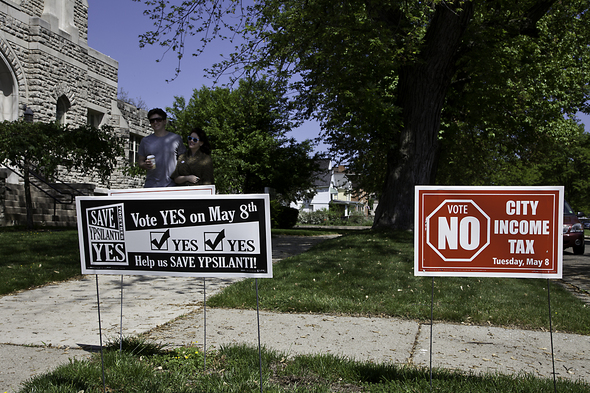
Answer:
[{"left": 426, "top": 199, "right": 490, "bottom": 262}]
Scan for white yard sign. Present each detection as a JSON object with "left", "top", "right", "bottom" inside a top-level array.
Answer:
[{"left": 76, "top": 194, "right": 272, "bottom": 278}]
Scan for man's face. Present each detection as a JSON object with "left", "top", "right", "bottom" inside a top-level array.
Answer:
[{"left": 149, "top": 115, "right": 166, "bottom": 132}]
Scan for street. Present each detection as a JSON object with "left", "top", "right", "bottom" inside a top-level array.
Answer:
[{"left": 562, "top": 243, "right": 590, "bottom": 303}]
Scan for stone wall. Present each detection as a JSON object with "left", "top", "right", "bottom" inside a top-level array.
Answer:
[
  {"left": 20, "top": 1, "right": 44, "bottom": 17},
  {"left": 74, "top": 0, "right": 88, "bottom": 41}
]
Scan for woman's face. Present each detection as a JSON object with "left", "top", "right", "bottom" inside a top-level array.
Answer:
[{"left": 187, "top": 132, "right": 203, "bottom": 151}]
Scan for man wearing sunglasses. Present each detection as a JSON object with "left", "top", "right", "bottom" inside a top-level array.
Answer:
[{"left": 137, "top": 108, "right": 187, "bottom": 187}]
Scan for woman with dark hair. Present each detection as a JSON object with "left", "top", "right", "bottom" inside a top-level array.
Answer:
[{"left": 171, "top": 127, "right": 214, "bottom": 185}]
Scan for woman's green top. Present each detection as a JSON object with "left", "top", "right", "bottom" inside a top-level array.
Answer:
[{"left": 170, "top": 149, "right": 214, "bottom": 185}]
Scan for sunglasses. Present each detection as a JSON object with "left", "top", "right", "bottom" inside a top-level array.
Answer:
[
  {"left": 149, "top": 117, "right": 164, "bottom": 123},
  {"left": 187, "top": 136, "right": 200, "bottom": 142}
]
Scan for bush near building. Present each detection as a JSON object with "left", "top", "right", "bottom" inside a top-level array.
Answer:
[{"left": 297, "top": 209, "right": 373, "bottom": 226}]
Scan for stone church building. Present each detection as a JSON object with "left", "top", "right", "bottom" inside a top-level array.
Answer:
[{"left": 0, "top": 0, "right": 150, "bottom": 226}]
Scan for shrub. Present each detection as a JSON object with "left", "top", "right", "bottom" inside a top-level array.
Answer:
[
  {"left": 297, "top": 208, "right": 373, "bottom": 226},
  {"left": 270, "top": 201, "right": 299, "bottom": 228}
]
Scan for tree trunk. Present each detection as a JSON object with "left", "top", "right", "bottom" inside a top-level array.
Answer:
[
  {"left": 373, "top": 2, "right": 473, "bottom": 230},
  {"left": 24, "top": 159, "right": 34, "bottom": 230}
]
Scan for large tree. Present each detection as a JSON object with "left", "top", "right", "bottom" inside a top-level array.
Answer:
[
  {"left": 167, "top": 78, "right": 321, "bottom": 203},
  {"left": 0, "top": 121, "right": 124, "bottom": 228},
  {"left": 135, "top": 0, "right": 590, "bottom": 230}
]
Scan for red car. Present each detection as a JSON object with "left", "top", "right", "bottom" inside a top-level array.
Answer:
[{"left": 563, "top": 201, "right": 585, "bottom": 255}]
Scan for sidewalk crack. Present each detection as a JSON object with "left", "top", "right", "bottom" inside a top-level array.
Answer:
[{"left": 407, "top": 322, "right": 425, "bottom": 365}]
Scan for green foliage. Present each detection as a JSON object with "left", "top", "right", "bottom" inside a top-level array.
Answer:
[
  {"left": 136, "top": 1, "right": 590, "bottom": 229},
  {"left": 105, "top": 336, "right": 205, "bottom": 376},
  {"left": 104, "top": 336, "right": 169, "bottom": 356},
  {"left": 297, "top": 209, "right": 337, "bottom": 225},
  {"left": 272, "top": 227, "right": 353, "bottom": 236},
  {"left": 0, "top": 120, "right": 125, "bottom": 228},
  {"left": 437, "top": 117, "right": 590, "bottom": 213},
  {"left": 123, "top": 162, "right": 147, "bottom": 179},
  {"left": 0, "top": 120, "right": 125, "bottom": 226},
  {"left": 167, "top": 78, "right": 322, "bottom": 203},
  {"left": 155, "top": 346, "right": 205, "bottom": 376},
  {"left": 270, "top": 200, "right": 298, "bottom": 229},
  {"left": 437, "top": 0, "right": 590, "bottom": 203},
  {"left": 297, "top": 209, "right": 373, "bottom": 226},
  {"left": 0, "top": 121, "right": 125, "bottom": 185},
  {"left": 250, "top": 0, "right": 409, "bottom": 198}
]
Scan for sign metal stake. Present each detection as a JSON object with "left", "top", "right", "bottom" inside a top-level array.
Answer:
[
  {"left": 119, "top": 275, "right": 124, "bottom": 352},
  {"left": 256, "top": 278, "right": 263, "bottom": 393},
  {"left": 203, "top": 277, "right": 207, "bottom": 371},
  {"left": 430, "top": 277, "right": 434, "bottom": 390},
  {"left": 95, "top": 275, "right": 107, "bottom": 393},
  {"left": 547, "top": 279, "right": 557, "bottom": 393}
]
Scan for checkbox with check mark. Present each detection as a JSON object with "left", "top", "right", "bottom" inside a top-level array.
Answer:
[
  {"left": 204, "top": 229, "right": 225, "bottom": 251},
  {"left": 150, "top": 229, "right": 170, "bottom": 251}
]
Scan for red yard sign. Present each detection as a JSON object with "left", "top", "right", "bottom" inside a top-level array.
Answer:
[{"left": 415, "top": 186, "right": 563, "bottom": 278}]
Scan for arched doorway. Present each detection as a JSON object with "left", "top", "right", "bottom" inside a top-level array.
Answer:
[{"left": 0, "top": 53, "right": 18, "bottom": 121}]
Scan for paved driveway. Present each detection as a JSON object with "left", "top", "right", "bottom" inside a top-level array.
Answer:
[{"left": 562, "top": 243, "right": 590, "bottom": 304}]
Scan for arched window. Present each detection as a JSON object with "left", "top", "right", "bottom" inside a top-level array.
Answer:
[
  {"left": 0, "top": 55, "right": 18, "bottom": 122},
  {"left": 56, "top": 95, "right": 71, "bottom": 125}
]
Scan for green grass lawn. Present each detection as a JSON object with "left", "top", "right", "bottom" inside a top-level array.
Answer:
[
  {"left": 18, "top": 337, "right": 590, "bottom": 393},
  {"left": 0, "top": 227, "right": 81, "bottom": 295},
  {"left": 210, "top": 230, "right": 590, "bottom": 335}
]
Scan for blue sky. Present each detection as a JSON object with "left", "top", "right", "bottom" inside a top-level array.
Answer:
[{"left": 86, "top": 0, "right": 326, "bottom": 149}]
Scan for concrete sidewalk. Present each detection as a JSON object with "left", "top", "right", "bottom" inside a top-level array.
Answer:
[
  {"left": 143, "top": 308, "right": 590, "bottom": 382},
  {"left": 1, "top": 236, "right": 590, "bottom": 392}
]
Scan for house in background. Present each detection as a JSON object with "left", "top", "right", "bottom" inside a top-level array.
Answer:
[
  {"left": 292, "top": 160, "right": 376, "bottom": 216},
  {"left": 332, "top": 165, "right": 373, "bottom": 217},
  {"left": 291, "top": 159, "right": 334, "bottom": 212}
]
